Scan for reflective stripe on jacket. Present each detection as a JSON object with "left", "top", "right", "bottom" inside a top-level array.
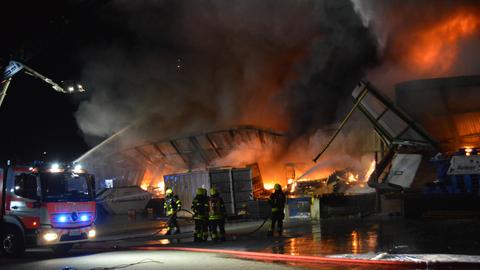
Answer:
[
  {"left": 165, "top": 195, "right": 182, "bottom": 216},
  {"left": 209, "top": 195, "right": 226, "bottom": 220},
  {"left": 191, "top": 195, "right": 209, "bottom": 219},
  {"left": 269, "top": 190, "right": 286, "bottom": 213}
]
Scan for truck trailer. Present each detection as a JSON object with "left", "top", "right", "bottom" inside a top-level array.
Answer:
[{"left": 0, "top": 162, "right": 96, "bottom": 257}]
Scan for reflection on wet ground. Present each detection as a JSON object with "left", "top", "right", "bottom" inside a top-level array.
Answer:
[{"left": 260, "top": 217, "right": 480, "bottom": 256}]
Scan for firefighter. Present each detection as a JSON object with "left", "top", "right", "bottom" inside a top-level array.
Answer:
[
  {"left": 191, "top": 187, "right": 209, "bottom": 242},
  {"left": 268, "top": 183, "right": 286, "bottom": 236},
  {"left": 164, "top": 188, "right": 182, "bottom": 235},
  {"left": 208, "top": 187, "right": 227, "bottom": 242}
]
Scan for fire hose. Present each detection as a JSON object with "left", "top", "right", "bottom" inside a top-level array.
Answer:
[
  {"left": 105, "top": 208, "right": 270, "bottom": 242},
  {"left": 91, "top": 208, "right": 271, "bottom": 245},
  {"left": 132, "top": 246, "right": 480, "bottom": 269},
  {"left": 150, "top": 209, "right": 270, "bottom": 237}
]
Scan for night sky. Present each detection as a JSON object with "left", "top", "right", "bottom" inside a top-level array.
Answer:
[
  {"left": 3, "top": 0, "right": 479, "bottom": 166},
  {"left": 0, "top": 1, "right": 118, "bottom": 163},
  {"left": 1, "top": 0, "right": 374, "bottom": 165}
]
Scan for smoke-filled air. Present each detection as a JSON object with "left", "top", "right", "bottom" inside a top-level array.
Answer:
[{"left": 75, "top": 0, "right": 480, "bottom": 189}]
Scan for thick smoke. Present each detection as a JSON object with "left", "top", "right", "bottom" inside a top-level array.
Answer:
[
  {"left": 76, "top": 0, "right": 480, "bottom": 190},
  {"left": 351, "top": 0, "right": 480, "bottom": 94},
  {"left": 75, "top": 0, "right": 384, "bottom": 190},
  {"left": 75, "top": 0, "right": 377, "bottom": 148}
]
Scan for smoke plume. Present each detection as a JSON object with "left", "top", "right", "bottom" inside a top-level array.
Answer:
[
  {"left": 351, "top": 0, "right": 480, "bottom": 94},
  {"left": 75, "top": 0, "right": 480, "bottom": 190},
  {"left": 75, "top": 0, "right": 377, "bottom": 149}
]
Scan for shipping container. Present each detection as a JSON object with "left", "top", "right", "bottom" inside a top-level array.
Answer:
[
  {"left": 163, "top": 171, "right": 210, "bottom": 217},
  {"left": 164, "top": 166, "right": 262, "bottom": 218}
]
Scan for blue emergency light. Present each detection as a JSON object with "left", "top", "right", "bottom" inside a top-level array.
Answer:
[{"left": 58, "top": 215, "right": 68, "bottom": 223}]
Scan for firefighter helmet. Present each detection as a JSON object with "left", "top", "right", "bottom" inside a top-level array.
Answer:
[
  {"left": 196, "top": 188, "right": 204, "bottom": 196},
  {"left": 274, "top": 183, "right": 282, "bottom": 191},
  {"left": 166, "top": 188, "right": 173, "bottom": 196},
  {"left": 210, "top": 187, "right": 218, "bottom": 196}
]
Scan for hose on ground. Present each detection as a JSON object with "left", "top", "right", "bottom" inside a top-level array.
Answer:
[
  {"left": 152, "top": 208, "right": 271, "bottom": 238},
  {"left": 98, "top": 208, "right": 270, "bottom": 242},
  {"left": 151, "top": 208, "right": 195, "bottom": 236},
  {"left": 228, "top": 218, "right": 269, "bottom": 236},
  {"left": 151, "top": 208, "right": 270, "bottom": 237}
]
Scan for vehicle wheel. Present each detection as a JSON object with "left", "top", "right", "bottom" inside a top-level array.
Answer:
[
  {"left": 1, "top": 227, "right": 25, "bottom": 257},
  {"left": 51, "top": 243, "right": 74, "bottom": 256}
]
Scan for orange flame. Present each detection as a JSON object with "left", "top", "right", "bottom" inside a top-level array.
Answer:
[
  {"left": 403, "top": 12, "right": 479, "bottom": 75},
  {"left": 364, "top": 161, "right": 376, "bottom": 183},
  {"left": 465, "top": 146, "right": 473, "bottom": 156},
  {"left": 140, "top": 168, "right": 155, "bottom": 191},
  {"left": 347, "top": 173, "right": 359, "bottom": 183},
  {"left": 263, "top": 182, "right": 275, "bottom": 190}
]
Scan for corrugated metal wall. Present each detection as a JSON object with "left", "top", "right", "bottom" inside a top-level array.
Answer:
[
  {"left": 209, "top": 169, "right": 234, "bottom": 214},
  {"left": 396, "top": 75, "right": 480, "bottom": 150},
  {"left": 164, "top": 167, "right": 256, "bottom": 217},
  {"left": 163, "top": 171, "right": 210, "bottom": 217}
]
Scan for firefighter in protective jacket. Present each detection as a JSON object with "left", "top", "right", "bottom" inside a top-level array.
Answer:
[
  {"left": 208, "top": 187, "right": 227, "bottom": 242},
  {"left": 191, "top": 187, "right": 209, "bottom": 242},
  {"left": 268, "top": 183, "right": 286, "bottom": 236},
  {"left": 164, "top": 188, "right": 182, "bottom": 234}
]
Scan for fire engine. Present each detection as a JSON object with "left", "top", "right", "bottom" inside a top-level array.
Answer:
[{"left": 0, "top": 162, "right": 96, "bottom": 257}]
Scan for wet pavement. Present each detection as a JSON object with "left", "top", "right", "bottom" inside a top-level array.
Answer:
[
  {"left": 257, "top": 217, "right": 480, "bottom": 256},
  {"left": 136, "top": 216, "right": 480, "bottom": 256},
  {"left": 2, "top": 216, "right": 480, "bottom": 270}
]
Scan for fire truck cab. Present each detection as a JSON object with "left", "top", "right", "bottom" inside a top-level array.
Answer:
[{"left": 0, "top": 162, "right": 96, "bottom": 257}]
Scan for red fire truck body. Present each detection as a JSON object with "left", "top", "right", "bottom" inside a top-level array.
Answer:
[{"left": 0, "top": 163, "right": 96, "bottom": 256}]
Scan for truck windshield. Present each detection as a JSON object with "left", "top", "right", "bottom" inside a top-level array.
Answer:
[{"left": 40, "top": 173, "right": 93, "bottom": 202}]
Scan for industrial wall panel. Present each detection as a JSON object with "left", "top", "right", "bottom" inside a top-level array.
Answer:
[
  {"left": 387, "top": 154, "right": 422, "bottom": 188},
  {"left": 209, "top": 169, "right": 235, "bottom": 214},
  {"left": 233, "top": 180, "right": 253, "bottom": 192},
  {"left": 233, "top": 191, "right": 253, "bottom": 202}
]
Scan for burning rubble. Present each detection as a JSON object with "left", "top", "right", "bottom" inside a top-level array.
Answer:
[{"left": 74, "top": 1, "right": 480, "bottom": 201}]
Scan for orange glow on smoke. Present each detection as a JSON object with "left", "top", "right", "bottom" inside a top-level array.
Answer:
[{"left": 403, "top": 12, "right": 479, "bottom": 75}]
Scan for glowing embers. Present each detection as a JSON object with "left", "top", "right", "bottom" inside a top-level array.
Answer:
[
  {"left": 346, "top": 173, "right": 359, "bottom": 184},
  {"left": 464, "top": 146, "right": 474, "bottom": 156}
]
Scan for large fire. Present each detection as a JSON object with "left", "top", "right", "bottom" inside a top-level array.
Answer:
[
  {"left": 139, "top": 168, "right": 166, "bottom": 197},
  {"left": 396, "top": 11, "right": 479, "bottom": 75}
]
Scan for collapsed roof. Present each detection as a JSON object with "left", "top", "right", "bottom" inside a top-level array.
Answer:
[{"left": 76, "top": 125, "right": 283, "bottom": 187}]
